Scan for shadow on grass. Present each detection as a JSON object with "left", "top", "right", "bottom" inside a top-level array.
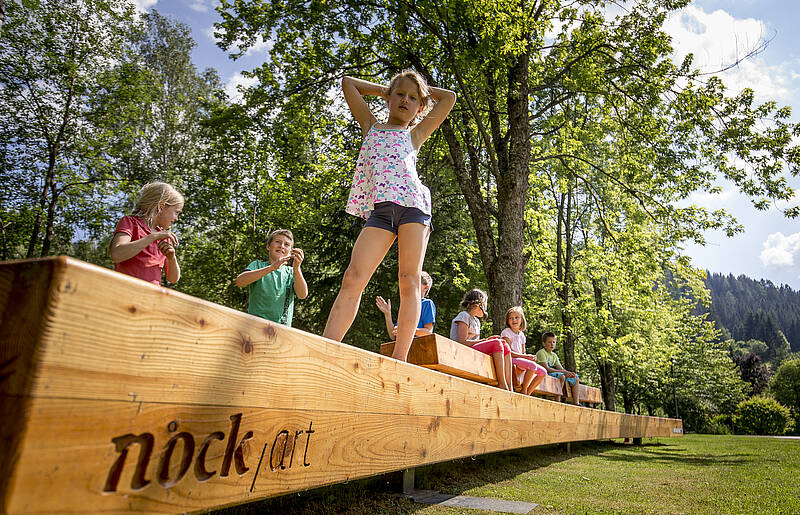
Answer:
[
  {"left": 209, "top": 440, "right": 641, "bottom": 515},
  {"left": 598, "top": 448, "right": 766, "bottom": 466}
]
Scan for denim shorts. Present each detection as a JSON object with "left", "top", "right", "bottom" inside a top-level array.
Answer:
[
  {"left": 549, "top": 371, "right": 579, "bottom": 386},
  {"left": 364, "top": 201, "right": 431, "bottom": 234}
]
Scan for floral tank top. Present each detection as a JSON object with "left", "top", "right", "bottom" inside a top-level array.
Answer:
[{"left": 346, "top": 124, "right": 432, "bottom": 219}]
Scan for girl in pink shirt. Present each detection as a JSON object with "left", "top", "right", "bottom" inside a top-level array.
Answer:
[
  {"left": 109, "top": 182, "right": 183, "bottom": 285},
  {"left": 323, "top": 70, "right": 455, "bottom": 362}
]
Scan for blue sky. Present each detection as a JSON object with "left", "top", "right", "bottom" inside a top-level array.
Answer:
[{"left": 136, "top": 0, "right": 800, "bottom": 289}]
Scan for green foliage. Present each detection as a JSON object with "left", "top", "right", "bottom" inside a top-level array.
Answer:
[
  {"left": 769, "top": 357, "right": 800, "bottom": 415},
  {"left": 0, "top": 0, "right": 141, "bottom": 257},
  {"left": 733, "top": 397, "right": 794, "bottom": 436},
  {"left": 705, "top": 272, "right": 800, "bottom": 354},
  {"left": 208, "top": 0, "right": 798, "bottom": 410},
  {"left": 705, "top": 414, "right": 732, "bottom": 435}
]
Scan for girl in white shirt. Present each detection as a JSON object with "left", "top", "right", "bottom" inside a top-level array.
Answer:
[
  {"left": 450, "top": 289, "right": 513, "bottom": 391},
  {"left": 501, "top": 306, "right": 547, "bottom": 395}
]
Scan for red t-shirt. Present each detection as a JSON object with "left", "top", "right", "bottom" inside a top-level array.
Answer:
[{"left": 113, "top": 215, "right": 168, "bottom": 285}]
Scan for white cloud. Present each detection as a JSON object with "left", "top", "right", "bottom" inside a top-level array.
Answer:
[
  {"left": 203, "top": 25, "right": 220, "bottom": 44},
  {"left": 132, "top": 0, "right": 158, "bottom": 12},
  {"left": 205, "top": 27, "right": 272, "bottom": 57},
  {"left": 663, "top": 6, "right": 794, "bottom": 101},
  {"left": 189, "top": 1, "right": 214, "bottom": 13},
  {"left": 243, "top": 35, "right": 272, "bottom": 56},
  {"left": 760, "top": 232, "right": 800, "bottom": 267},
  {"left": 225, "top": 73, "right": 259, "bottom": 103},
  {"left": 687, "top": 187, "right": 738, "bottom": 208}
]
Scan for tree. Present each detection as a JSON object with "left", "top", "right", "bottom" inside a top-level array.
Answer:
[
  {"left": 770, "top": 357, "right": 800, "bottom": 414},
  {"left": 0, "top": 0, "right": 138, "bottom": 257},
  {"left": 732, "top": 352, "right": 769, "bottom": 396},
  {"left": 216, "top": 0, "right": 800, "bottom": 376},
  {"left": 113, "top": 10, "right": 219, "bottom": 184}
]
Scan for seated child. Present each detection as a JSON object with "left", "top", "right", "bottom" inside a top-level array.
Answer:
[
  {"left": 109, "top": 182, "right": 183, "bottom": 286},
  {"left": 449, "top": 289, "right": 512, "bottom": 391},
  {"left": 376, "top": 271, "right": 436, "bottom": 338},
  {"left": 235, "top": 229, "right": 308, "bottom": 326},
  {"left": 501, "top": 306, "right": 547, "bottom": 395},
  {"left": 536, "top": 332, "right": 581, "bottom": 405}
]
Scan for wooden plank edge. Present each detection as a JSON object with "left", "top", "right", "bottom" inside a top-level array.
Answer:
[{"left": 0, "top": 257, "right": 66, "bottom": 513}]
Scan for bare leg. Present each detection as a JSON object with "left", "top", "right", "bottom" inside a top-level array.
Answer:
[
  {"left": 571, "top": 377, "right": 581, "bottom": 405},
  {"left": 323, "top": 227, "right": 396, "bottom": 342},
  {"left": 521, "top": 369, "right": 535, "bottom": 395},
  {"left": 513, "top": 368, "right": 522, "bottom": 392},
  {"left": 526, "top": 374, "right": 545, "bottom": 395},
  {"left": 492, "top": 352, "right": 510, "bottom": 390},
  {"left": 504, "top": 352, "right": 513, "bottom": 392},
  {"left": 391, "top": 223, "right": 429, "bottom": 361}
]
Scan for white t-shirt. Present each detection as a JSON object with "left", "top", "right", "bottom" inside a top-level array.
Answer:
[
  {"left": 450, "top": 311, "right": 480, "bottom": 341},
  {"left": 501, "top": 328, "right": 526, "bottom": 354}
]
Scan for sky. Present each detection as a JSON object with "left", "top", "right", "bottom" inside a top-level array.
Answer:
[{"left": 136, "top": 0, "right": 800, "bottom": 289}]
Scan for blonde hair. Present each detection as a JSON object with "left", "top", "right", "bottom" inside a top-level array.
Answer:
[
  {"left": 267, "top": 229, "right": 294, "bottom": 246},
  {"left": 504, "top": 306, "right": 527, "bottom": 332},
  {"left": 388, "top": 69, "right": 431, "bottom": 123},
  {"left": 131, "top": 182, "right": 184, "bottom": 228}
]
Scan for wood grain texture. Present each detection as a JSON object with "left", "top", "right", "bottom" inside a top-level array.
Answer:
[
  {"left": 381, "top": 334, "right": 499, "bottom": 385},
  {"left": 381, "top": 336, "right": 604, "bottom": 404},
  {"left": 1, "top": 257, "right": 682, "bottom": 514},
  {"left": 0, "top": 258, "right": 65, "bottom": 510}
]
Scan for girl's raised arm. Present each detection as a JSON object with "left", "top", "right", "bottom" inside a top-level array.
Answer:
[
  {"left": 341, "top": 76, "right": 385, "bottom": 136},
  {"left": 411, "top": 86, "right": 456, "bottom": 149}
]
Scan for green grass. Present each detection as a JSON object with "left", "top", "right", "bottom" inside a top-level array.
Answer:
[{"left": 213, "top": 435, "right": 800, "bottom": 514}]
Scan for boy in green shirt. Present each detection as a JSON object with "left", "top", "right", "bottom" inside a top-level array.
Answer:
[
  {"left": 536, "top": 332, "right": 581, "bottom": 405},
  {"left": 235, "top": 229, "right": 308, "bottom": 326}
]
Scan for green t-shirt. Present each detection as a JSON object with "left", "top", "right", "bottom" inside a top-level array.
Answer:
[
  {"left": 536, "top": 348, "right": 562, "bottom": 369},
  {"left": 246, "top": 260, "right": 295, "bottom": 326}
]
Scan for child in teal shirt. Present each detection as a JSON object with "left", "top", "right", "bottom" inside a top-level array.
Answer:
[
  {"left": 235, "top": 229, "right": 308, "bottom": 326},
  {"left": 536, "top": 332, "right": 581, "bottom": 405}
]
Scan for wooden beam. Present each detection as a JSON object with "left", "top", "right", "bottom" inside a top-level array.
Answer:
[
  {"left": 1, "top": 258, "right": 682, "bottom": 514},
  {"left": 381, "top": 336, "right": 603, "bottom": 405},
  {"left": 380, "top": 334, "right": 498, "bottom": 385}
]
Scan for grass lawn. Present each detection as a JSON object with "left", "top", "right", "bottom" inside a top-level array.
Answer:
[{"left": 214, "top": 434, "right": 800, "bottom": 514}]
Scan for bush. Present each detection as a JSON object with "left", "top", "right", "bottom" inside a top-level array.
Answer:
[
  {"left": 706, "top": 414, "right": 732, "bottom": 435},
  {"left": 733, "top": 397, "right": 794, "bottom": 436},
  {"left": 770, "top": 358, "right": 800, "bottom": 413}
]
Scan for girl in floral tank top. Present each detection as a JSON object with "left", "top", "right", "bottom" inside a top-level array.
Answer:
[
  {"left": 346, "top": 125, "right": 431, "bottom": 219},
  {"left": 323, "top": 70, "right": 456, "bottom": 363}
]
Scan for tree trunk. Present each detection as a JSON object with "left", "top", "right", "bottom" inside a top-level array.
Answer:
[
  {"left": 26, "top": 148, "right": 57, "bottom": 258},
  {"left": 439, "top": 47, "right": 531, "bottom": 332},
  {"left": 622, "top": 390, "right": 634, "bottom": 414},
  {"left": 592, "top": 279, "right": 616, "bottom": 411},
  {"left": 486, "top": 48, "right": 530, "bottom": 332},
  {"left": 599, "top": 360, "right": 616, "bottom": 411},
  {"left": 556, "top": 187, "right": 577, "bottom": 371},
  {"left": 40, "top": 182, "right": 59, "bottom": 256}
]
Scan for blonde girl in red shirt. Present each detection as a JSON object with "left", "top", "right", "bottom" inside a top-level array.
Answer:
[{"left": 109, "top": 182, "right": 183, "bottom": 285}]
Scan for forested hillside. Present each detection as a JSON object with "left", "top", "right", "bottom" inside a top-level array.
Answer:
[{"left": 704, "top": 272, "right": 800, "bottom": 353}]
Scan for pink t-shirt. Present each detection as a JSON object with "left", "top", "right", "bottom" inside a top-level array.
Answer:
[
  {"left": 113, "top": 215, "right": 167, "bottom": 285},
  {"left": 346, "top": 125, "right": 432, "bottom": 219}
]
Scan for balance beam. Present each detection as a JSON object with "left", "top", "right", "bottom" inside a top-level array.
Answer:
[{"left": 0, "top": 257, "right": 682, "bottom": 513}]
